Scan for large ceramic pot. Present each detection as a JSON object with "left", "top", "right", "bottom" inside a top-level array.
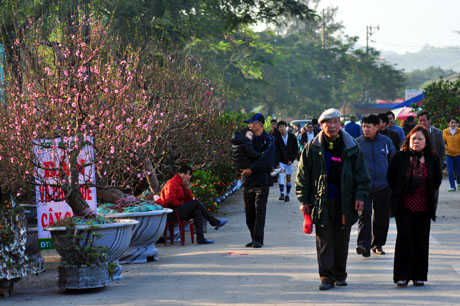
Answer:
[
  {"left": 25, "top": 226, "right": 45, "bottom": 273},
  {"left": 45, "top": 218, "right": 138, "bottom": 280},
  {"left": 106, "top": 209, "right": 172, "bottom": 264}
]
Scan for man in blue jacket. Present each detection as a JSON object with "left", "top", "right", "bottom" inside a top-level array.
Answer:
[
  {"left": 356, "top": 114, "right": 396, "bottom": 257},
  {"left": 240, "top": 113, "right": 275, "bottom": 248},
  {"left": 344, "top": 115, "right": 361, "bottom": 138}
]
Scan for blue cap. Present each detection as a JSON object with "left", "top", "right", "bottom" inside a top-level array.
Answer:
[{"left": 244, "top": 113, "right": 265, "bottom": 124}]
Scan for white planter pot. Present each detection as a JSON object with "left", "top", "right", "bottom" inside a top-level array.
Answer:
[
  {"left": 45, "top": 219, "right": 138, "bottom": 280},
  {"left": 106, "top": 208, "right": 172, "bottom": 264}
]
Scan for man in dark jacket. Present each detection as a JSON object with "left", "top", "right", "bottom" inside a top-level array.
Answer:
[
  {"left": 344, "top": 115, "right": 362, "bottom": 138},
  {"left": 240, "top": 113, "right": 275, "bottom": 248},
  {"left": 378, "top": 113, "right": 401, "bottom": 149},
  {"left": 275, "top": 120, "right": 299, "bottom": 202},
  {"left": 356, "top": 115, "right": 395, "bottom": 257},
  {"left": 296, "top": 108, "right": 370, "bottom": 291}
]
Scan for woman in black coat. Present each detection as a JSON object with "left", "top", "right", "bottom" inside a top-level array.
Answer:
[{"left": 387, "top": 125, "right": 442, "bottom": 288}]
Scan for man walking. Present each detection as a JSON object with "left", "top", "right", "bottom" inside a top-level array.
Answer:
[
  {"left": 275, "top": 120, "right": 299, "bottom": 202},
  {"left": 386, "top": 111, "right": 405, "bottom": 143},
  {"left": 418, "top": 111, "right": 445, "bottom": 165},
  {"left": 344, "top": 115, "right": 362, "bottom": 138},
  {"left": 240, "top": 113, "right": 275, "bottom": 248},
  {"left": 378, "top": 113, "right": 401, "bottom": 149},
  {"left": 296, "top": 108, "right": 370, "bottom": 290},
  {"left": 356, "top": 115, "right": 395, "bottom": 257}
]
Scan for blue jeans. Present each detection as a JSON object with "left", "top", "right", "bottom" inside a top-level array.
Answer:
[{"left": 446, "top": 155, "right": 460, "bottom": 188}]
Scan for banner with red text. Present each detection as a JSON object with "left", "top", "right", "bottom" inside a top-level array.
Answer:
[{"left": 33, "top": 137, "right": 97, "bottom": 250}]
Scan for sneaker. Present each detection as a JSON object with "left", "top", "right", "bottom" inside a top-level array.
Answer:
[
  {"left": 279, "top": 195, "right": 285, "bottom": 201},
  {"left": 413, "top": 280, "right": 424, "bottom": 287},
  {"left": 270, "top": 168, "right": 282, "bottom": 177},
  {"left": 448, "top": 188, "right": 456, "bottom": 192},
  {"left": 396, "top": 280, "right": 408, "bottom": 287},
  {"left": 458, "top": 185, "right": 460, "bottom": 191},
  {"left": 335, "top": 280, "right": 348, "bottom": 286},
  {"left": 319, "top": 282, "right": 334, "bottom": 290},
  {"left": 284, "top": 196, "right": 290, "bottom": 202}
]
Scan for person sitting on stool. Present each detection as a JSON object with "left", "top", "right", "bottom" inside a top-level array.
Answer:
[{"left": 156, "top": 164, "right": 228, "bottom": 244}]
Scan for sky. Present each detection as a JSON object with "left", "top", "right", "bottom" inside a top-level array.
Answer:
[{"left": 317, "top": 0, "right": 460, "bottom": 54}]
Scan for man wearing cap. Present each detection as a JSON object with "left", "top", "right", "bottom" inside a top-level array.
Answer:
[
  {"left": 296, "top": 108, "right": 370, "bottom": 291},
  {"left": 240, "top": 113, "right": 275, "bottom": 248}
]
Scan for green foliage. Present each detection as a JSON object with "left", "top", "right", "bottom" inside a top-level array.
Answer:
[
  {"left": 420, "top": 79, "right": 460, "bottom": 129},
  {"left": 190, "top": 162, "right": 237, "bottom": 213},
  {"left": 405, "top": 66, "right": 458, "bottom": 89},
  {"left": 58, "top": 217, "right": 109, "bottom": 267}
]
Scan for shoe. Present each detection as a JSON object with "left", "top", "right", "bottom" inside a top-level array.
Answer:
[
  {"left": 284, "top": 196, "right": 290, "bottom": 202},
  {"left": 413, "top": 280, "right": 424, "bottom": 286},
  {"left": 396, "top": 280, "right": 408, "bottom": 287},
  {"left": 335, "top": 280, "right": 348, "bottom": 286},
  {"left": 197, "top": 239, "right": 214, "bottom": 245},
  {"left": 372, "top": 246, "right": 386, "bottom": 255},
  {"left": 252, "top": 241, "right": 263, "bottom": 248},
  {"left": 319, "top": 282, "right": 334, "bottom": 290},
  {"left": 448, "top": 188, "right": 456, "bottom": 192},
  {"left": 245, "top": 242, "right": 253, "bottom": 247},
  {"left": 279, "top": 195, "right": 285, "bottom": 201},
  {"left": 270, "top": 168, "right": 282, "bottom": 177},
  {"left": 356, "top": 245, "right": 370, "bottom": 257},
  {"left": 458, "top": 184, "right": 460, "bottom": 191},
  {"left": 214, "top": 218, "right": 228, "bottom": 230}
]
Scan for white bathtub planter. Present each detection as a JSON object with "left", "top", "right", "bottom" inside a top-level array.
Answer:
[
  {"left": 44, "top": 218, "right": 138, "bottom": 283},
  {"left": 106, "top": 208, "right": 172, "bottom": 264}
]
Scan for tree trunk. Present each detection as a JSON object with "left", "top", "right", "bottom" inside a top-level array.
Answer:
[{"left": 96, "top": 187, "right": 129, "bottom": 204}]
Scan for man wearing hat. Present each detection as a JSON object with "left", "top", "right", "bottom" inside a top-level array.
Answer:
[
  {"left": 296, "top": 108, "right": 370, "bottom": 290},
  {"left": 240, "top": 113, "right": 275, "bottom": 248}
]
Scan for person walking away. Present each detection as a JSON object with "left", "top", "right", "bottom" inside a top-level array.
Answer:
[
  {"left": 443, "top": 117, "right": 460, "bottom": 191},
  {"left": 240, "top": 113, "right": 275, "bottom": 248},
  {"left": 377, "top": 113, "right": 401, "bottom": 149},
  {"left": 356, "top": 115, "right": 395, "bottom": 257},
  {"left": 296, "top": 108, "right": 370, "bottom": 291},
  {"left": 345, "top": 115, "right": 362, "bottom": 138},
  {"left": 386, "top": 111, "right": 405, "bottom": 144},
  {"left": 387, "top": 126, "right": 442, "bottom": 287},
  {"left": 275, "top": 120, "right": 299, "bottom": 202},
  {"left": 156, "top": 165, "right": 228, "bottom": 245},
  {"left": 403, "top": 116, "right": 416, "bottom": 135}
]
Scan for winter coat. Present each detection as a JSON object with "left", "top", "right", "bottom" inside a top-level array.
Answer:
[
  {"left": 156, "top": 174, "right": 194, "bottom": 208},
  {"left": 242, "top": 131, "right": 275, "bottom": 186},
  {"left": 387, "top": 150, "right": 442, "bottom": 221},
  {"left": 429, "top": 126, "right": 445, "bottom": 164},
  {"left": 379, "top": 129, "right": 401, "bottom": 150},
  {"left": 345, "top": 121, "right": 362, "bottom": 138},
  {"left": 296, "top": 131, "right": 370, "bottom": 228},
  {"left": 231, "top": 130, "right": 262, "bottom": 170},
  {"left": 275, "top": 132, "right": 299, "bottom": 165},
  {"left": 356, "top": 134, "right": 395, "bottom": 192}
]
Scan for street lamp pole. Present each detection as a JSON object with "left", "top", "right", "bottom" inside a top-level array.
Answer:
[{"left": 366, "top": 25, "right": 379, "bottom": 55}]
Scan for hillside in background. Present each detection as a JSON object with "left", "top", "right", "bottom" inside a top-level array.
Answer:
[{"left": 381, "top": 46, "right": 460, "bottom": 72}]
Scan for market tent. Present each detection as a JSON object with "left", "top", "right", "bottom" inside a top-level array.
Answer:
[
  {"left": 391, "top": 93, "right": 424, "bottom": 109},
  {"left": 393, "top": 107, "right": 416, "bottom": 120}
]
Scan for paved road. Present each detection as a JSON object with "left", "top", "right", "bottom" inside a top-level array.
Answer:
[{"left": 5, "top": 175, "right": 460, "bottom": 305}]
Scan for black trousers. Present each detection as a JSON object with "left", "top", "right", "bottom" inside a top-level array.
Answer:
[
  {"left": 357, "top": 186, "right": 391, "bottom": 251},
  {"left": 394, "top": 208, "right": 431, "bottom": 283},
  {"left": 242, "top": 184, "right": 269, "bottom": 244},
  {"left": 315, "top": 199, "right": 351, "bottom": 283},
  {"left": 175, "top": 200, "right": 220, "bottom": 242}
]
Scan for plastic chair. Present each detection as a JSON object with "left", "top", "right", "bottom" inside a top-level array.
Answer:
[{"left": 163, "top": 208, "right": 194, "bottom": 246}]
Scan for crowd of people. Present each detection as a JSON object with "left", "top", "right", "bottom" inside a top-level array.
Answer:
[{"left": 154, "top": 109, "right": 457, "bottom": 291}]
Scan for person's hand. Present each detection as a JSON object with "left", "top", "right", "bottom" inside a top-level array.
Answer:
[
  {"left": 240, "top": 169, "right": 252, "bottom": 176},
  {"left": 355, "top": 200, "right": 364, "bottom": 212},
  {"left": 299, "top": 203, "right": 309, "bottom": 214}
]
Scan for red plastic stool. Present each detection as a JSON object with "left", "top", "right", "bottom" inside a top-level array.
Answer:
[{"left": 163, "top": 209, "right": 194, "bottom": 246}]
